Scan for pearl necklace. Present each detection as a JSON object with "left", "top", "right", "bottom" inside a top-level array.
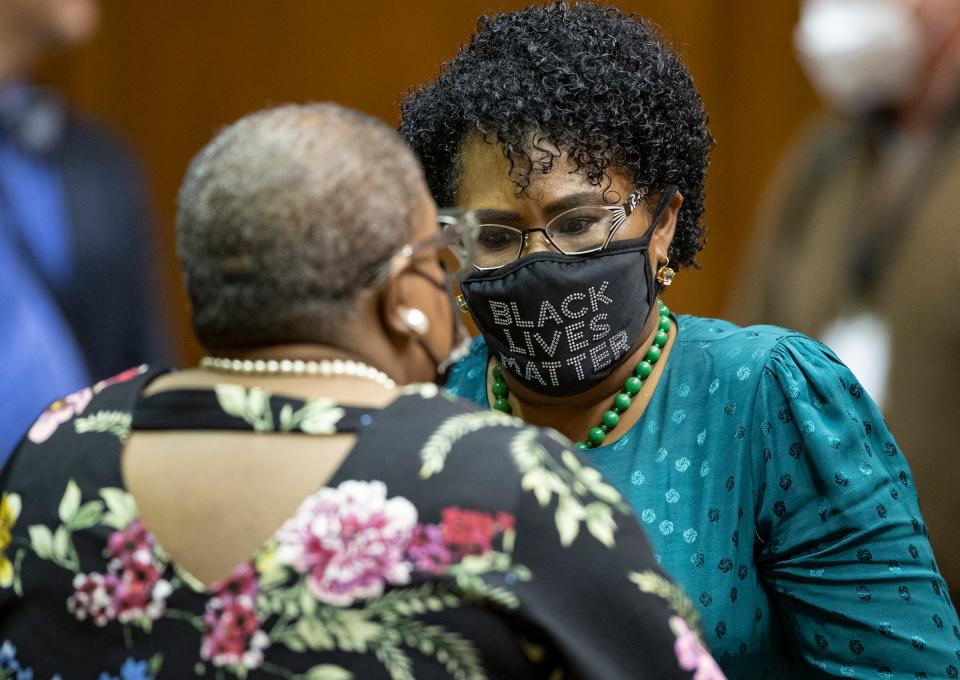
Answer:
[
  {"left": 200, "top": 356, "right": 397, "bottom": 389},
  {"left": 490, "top": 300, "right": 671, "bottom": 449}
]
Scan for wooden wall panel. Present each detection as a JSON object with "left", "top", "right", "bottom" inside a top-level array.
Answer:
[{"left": 36, "top": 0, "right": 819, "bottom": 364}]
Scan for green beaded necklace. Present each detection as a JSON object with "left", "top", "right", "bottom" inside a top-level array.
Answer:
[{"left": 491, "top": 300, "right": 671, "bottom": 450}]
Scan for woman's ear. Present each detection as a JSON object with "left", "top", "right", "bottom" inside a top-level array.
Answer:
[
  {"left": 651, "top": 190, "right": 683, "bottom": 266},
  {"left": 378, "top": 268, "right": 417, "bottom": 345}
]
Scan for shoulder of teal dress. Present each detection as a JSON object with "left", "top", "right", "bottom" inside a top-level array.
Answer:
[
  {"left": 674, "top": 313, "right": 800, "bottom": 348},
  {"left": 671, "top": 314, "right": 808, "bottom": 388},
  {"left": 444, "top": 335, "right": 490, "bottom": 407}
]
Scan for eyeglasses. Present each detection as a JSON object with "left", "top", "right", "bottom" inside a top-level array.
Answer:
[
  {"left": 463, "top": 189, "right": 646, "bottom": 271},
  {"left": 373, "top": 209, "right": 479, "bottom": 287}
]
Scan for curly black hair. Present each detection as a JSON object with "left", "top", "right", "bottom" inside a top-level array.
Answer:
[{"left": 399, "top": 2, "right": 714, "bottom": 268}]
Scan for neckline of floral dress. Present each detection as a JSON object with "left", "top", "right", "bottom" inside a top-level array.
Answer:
[
  {"left": 132, "top": 386, "right": 380, "bottom": 435},
  {"left": 124, "top": 383, "right": 399, "bottom": 595}
]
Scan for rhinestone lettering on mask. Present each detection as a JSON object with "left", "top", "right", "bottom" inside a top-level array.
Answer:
[
  {"left": 509, "top": 301, "right": 535, "bottom": 328},
  {"left": 533, "top": 330, "right": 561, "bottom": 357},
  {"left": 560, "top": 292, "right": 588, "bottom": 319},
  {"left": 589, "top": 342, "right": 612, "bottom": 372},
  {"left": 588, "top": 280, "right": 613, "bottom": 311},
  {"left": 566, "top": 353, "right": 588, "bottom": 381},
  {"left": 490, "top": 300, "right": 512, "bottom": 326},
  {"left": 589, "top": 313, "right": 611, "bottom": 341},
  {"left": 565, "top": 320, "right": 589, "bottom": 353},
  {"left": 538, "top": 301, "right": 564, "bottom": 327},
  {"left": 485, "top": 281, "right": 630, "bottom": 389}
]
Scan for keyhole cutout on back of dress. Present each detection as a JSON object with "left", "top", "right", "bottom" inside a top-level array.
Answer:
[{"left": 122, "top": 431, "right": 356, "bottom": 589}]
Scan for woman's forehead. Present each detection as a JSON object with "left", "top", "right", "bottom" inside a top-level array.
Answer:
[{"left": 454, "top": 135, "right": 633, "bottom": 209}]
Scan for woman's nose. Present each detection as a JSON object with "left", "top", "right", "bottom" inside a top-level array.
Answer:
[{"left": 522, "top": 229, "right": 559, "bottom": 256}]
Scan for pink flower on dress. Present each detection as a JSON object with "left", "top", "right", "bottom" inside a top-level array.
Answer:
[
  {"left": 213, "top": 562, "right": 259, "bottom": 602},
  {"left": 93, "top": 365, "right": 147, "bottom": 393},
  {"left": 114, "top": 557, "right": 171, "bottom": 624},
  {"left": 201, "top": 595, "right": 269, "bottom": 669},
  {"left": 495, "top": 512, "right": 515, "bottom": 533},
  {"left": 201, "top": 563, "right": 267, "bottom": 669},
  {"left": 27, "top": 387, "right": 93, "bottom": 444},
  {"left": 441, "top": 507, "right": 499, "bottom": 560},
  {"left": 67, "top": 572, "right": 119, "bottom": 626},
  {"left": 275, "top": 480, "right": 418, "bottom": 606},
  {"left": 106, "top": 519, "right": 154, "bottom": 566},
  {"left": 67, "top": 519, "right": 171, "bottom": 628},
  {"left": 670, "top": 616, "right": 727, "bottom": 680},
  {"left": 406, "top": 523, "right": 452, "bottom": 574}
]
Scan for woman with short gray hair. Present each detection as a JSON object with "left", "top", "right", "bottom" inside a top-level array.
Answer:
[{"left": 0, "top": 103, "right": 723, "bottom": 679}]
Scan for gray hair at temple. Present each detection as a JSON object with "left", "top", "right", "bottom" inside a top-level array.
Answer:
[{"left": 176, "top": 103, "right": 426, "bottom": 350}]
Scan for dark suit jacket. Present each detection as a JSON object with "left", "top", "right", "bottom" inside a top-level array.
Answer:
[{"left": 51, "top": 114, "right": 170, "bottom": 382}]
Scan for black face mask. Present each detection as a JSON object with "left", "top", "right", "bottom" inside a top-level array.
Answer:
[{"left": 459, "top": 190, "right": 674, "bottom": 397}]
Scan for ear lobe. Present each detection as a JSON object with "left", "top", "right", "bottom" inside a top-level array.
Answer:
[{"left": 379, "top": 271, "right": 416, "bottom": 342}]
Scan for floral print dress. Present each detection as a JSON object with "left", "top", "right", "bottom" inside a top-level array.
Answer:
[{"left": 0, "top": 366, "right": 723, "bottom": 680}]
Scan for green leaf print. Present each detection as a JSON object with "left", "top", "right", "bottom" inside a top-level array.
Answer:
[
  {"left": 510, "top": 429, "right": 629, "bottom": 548},
  {"left": 371, "top": 637, "right": 414, "bottom": 680},
  {"left": 555, "top": 496, "right": 584, "bottom": 547},
  {"left": 74, "top": 411, "right": 132, "bottom": 441},
  {"left": 215, "top": 384, "right": 248, "bottom": 418},
  {"left": 364, "top": 583, "right": 463, "bottom": 621},
  {"left": 100, "top": 487, "right": 138, "bottom": 530},
  {"left": 294, "top": 399, "right": 346, "bottom": 434},
  {"left": 52, "top": 527, "right": 70, "bottom": 563},
  {"left": 329, "top": 610, "right": 382, "bottom": 653},
  {"left": 584, "top": 502, "right": 616, "bottom": 548},
  {"left": 394, "top": 620, "right": 485, "bottom": 680},
  {"left": 27, "top": 525, "right": 53, "bottom": 560},
  {"left": 68, "top": 500, "right": 105, "bottom": 530},
  {"left": 57, "top": 479, "right": 81, "bottom": 524},
  {"left": 300, "top": 665, "right": 353, "bottom": 680},
  {"left": 419, "top": 412, "right": 524, "bottom": 478},
  {"left": 629, "top": 570, "right": 701, "bottom": 633},
  {"left": 294, "top": 618, "right": 336, "bottom": 652},
  {"left": 148, "top": 653, "right": 164, "bottom": 676},
  {"left": 214, "top": 384, "right": 274, "bottom": 431}
]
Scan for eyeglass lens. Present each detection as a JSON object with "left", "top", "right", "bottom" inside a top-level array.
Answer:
[
  {"left": 437, "top": 217, "right": 478, "bottom": 282},
  {"left": 474, "top": 206, "right": 620, "bottom": 269}
]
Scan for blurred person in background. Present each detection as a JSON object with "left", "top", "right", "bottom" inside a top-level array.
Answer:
[
  {"left": 731, "top": 0, "right": 960, "bottom": 591},
  {"left": 401, "top": 3, "right": 960, "bottom": 677},
  {"left": 0, "top": 0, "right": 168, "bottom": 460},
  {"left": 0, "top": 102, "right": 723, "bottom": 680}
]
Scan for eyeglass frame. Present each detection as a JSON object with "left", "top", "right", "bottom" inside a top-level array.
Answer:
[
  {"left": 371, "top": 209, "right": 479, "bottom": 288},
  {"left": 463, "top": 187, "right": 652, "bottom": 271}
]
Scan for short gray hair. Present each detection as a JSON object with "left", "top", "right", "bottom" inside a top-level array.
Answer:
[{"left": 177, "top": 103, "right": 426, "bottom": 349}]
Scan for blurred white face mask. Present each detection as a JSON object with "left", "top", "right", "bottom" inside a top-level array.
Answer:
[{"left": 795, "top": 0, "right": 925, "bottom": 114}]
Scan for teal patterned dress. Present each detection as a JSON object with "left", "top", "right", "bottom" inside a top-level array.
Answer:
[{"left": 446, "top": 314, "right": 960, "bottom": 679}]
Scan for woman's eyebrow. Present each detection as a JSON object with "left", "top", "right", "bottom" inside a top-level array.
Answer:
[
  {"left": 543, "top": 192, "right": 610, "bottom": 215},
  {"left": 474, "top": 208, "right": 521, "bottom": 222},
  {"left": 474, "top": 192, "right": 611, "bottom": 222}
]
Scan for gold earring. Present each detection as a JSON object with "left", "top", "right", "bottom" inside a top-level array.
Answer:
[
  {"left": 456, "top": 294, "right": 469, "bottom": 313},
  {"left": 656, "top": 265, "right": 676, "bottom": 287}
]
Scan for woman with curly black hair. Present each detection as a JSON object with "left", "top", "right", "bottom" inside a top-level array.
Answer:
[{"left": 400, "top": 3, "right": 960, "bottom": 678}]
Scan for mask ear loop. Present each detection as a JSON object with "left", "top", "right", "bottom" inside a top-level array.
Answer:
[
  {"left": 645, "top": 185, "right": 679, "bottom": 301},
  {"left": 639, "top": 185, "right": 679, "bottom": 242}
]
